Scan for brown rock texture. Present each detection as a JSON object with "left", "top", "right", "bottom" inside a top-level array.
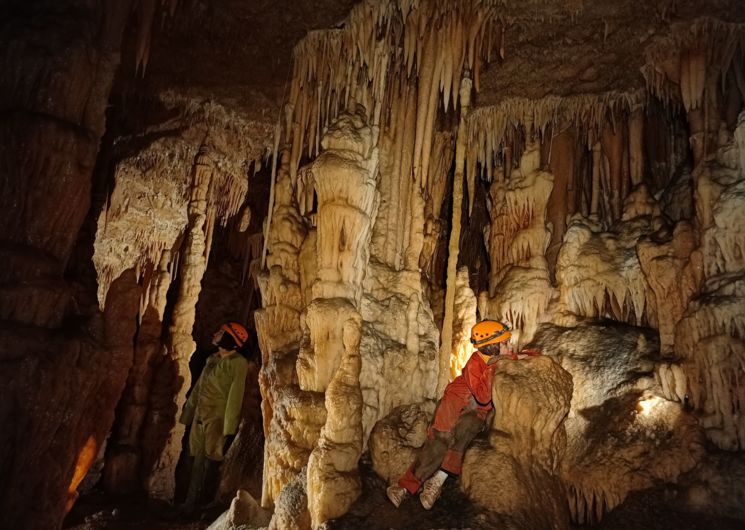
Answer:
[{"left": 461, "top": 356, "right": 573, "bottom": 530}]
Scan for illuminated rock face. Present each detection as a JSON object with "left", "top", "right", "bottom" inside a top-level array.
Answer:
[
  {"left": 530, "top": 324, "right": 704, "bottom": 525},
  {"left": 257, "top": 7, "right": 745, "bottom": 528}
]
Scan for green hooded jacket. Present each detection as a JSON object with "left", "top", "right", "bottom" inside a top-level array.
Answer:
[{"left": 180, "top": 351, "right": 249, "bottom": 436}]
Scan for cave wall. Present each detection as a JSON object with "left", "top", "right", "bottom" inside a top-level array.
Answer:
[{"left": 0, "top": 2, "right": 138, "bottom": 528}]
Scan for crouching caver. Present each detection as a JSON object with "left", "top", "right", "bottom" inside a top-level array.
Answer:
[
  {"left": 179, "top": 322, "right": 250, "bottom": 508},
  {"left": 387, "top": 319, "right": 538, "bottom": 510}
]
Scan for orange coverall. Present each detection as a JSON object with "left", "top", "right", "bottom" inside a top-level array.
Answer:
[{"left": 398, "top": 351, "right": 497, "bottom": 494}]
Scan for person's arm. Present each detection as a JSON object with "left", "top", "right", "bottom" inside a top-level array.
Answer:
[
  {"left": 465, "top": 360, "right": 497, "bottom": 406},
  {"left": 180, "top": 375, "right": 202, "bottom": 425},
  {"left": 223, "top": 359, "right": 249, "bottom": 435}
]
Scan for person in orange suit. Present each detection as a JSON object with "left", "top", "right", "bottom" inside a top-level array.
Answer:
[{"left": 387, "top": 319, "right": 538, "bottom": 510}]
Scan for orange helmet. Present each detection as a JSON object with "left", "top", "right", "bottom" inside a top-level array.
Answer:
[
  {"left": 221, "top": 322, "right": 249, "bottom": 347},
  {"left": 470, "top": 320, "right": 511, "bottom": 348}
]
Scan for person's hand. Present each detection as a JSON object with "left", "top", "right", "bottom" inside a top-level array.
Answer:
[
  {"left": 486, "top": 355, "right": 500, "bottom": 366},
  {"left": 223, "top": 434, "right": 236, "bottom": 455}
]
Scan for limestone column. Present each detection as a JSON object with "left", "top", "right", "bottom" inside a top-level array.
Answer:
[
  {"left": 147, "top": 148, "right": 213, "bottom": 499},
  {"left": 439, "top": 75, "right": 472, "bottom": 395},
  {"left": 299, "top": 108, "right": 378, "bottom": 528},
  {"left": 255, "top": 149, "right": 310, "bottom": 507}
]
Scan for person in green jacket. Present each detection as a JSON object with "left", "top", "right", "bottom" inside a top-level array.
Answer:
[{"left": 180, "top": 322, "right": 250, "bottom": 508}]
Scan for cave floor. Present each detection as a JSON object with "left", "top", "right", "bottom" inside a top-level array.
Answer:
[
  {"left": 64, "top": 493, "right": 212, "bottom": 530},
  {"left": 64, "top": 463, "right": 745, "bottom": 530},
  {"left": 330, "top": 460, "right": 745, "bottom": 530},
  {"left": 328, "top": 460, "right": 498, "bottom": 530}
]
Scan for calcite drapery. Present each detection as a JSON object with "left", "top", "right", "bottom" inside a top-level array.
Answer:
[{"left": 479, "top": 139, "right": 553, "bottom": 347}]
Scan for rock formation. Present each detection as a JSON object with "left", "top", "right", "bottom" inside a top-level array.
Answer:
[
  {"left": 461, "top": 356, "right": 573, "bottom": 530},
  {"left": 3, "top": 1, "right": 745, "bottom": 530}
]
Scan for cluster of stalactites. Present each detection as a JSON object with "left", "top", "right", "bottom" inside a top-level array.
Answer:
[
  {"left": 642, "top": 18, "right": 745, "bottom": 111},
  {"left": 465, "top": 91, "right": 645, "bottom": 216},
  {"left": 286, "top": 0, "right": 504, "bottom": 188},
  {"left": 133, "top": 0, "right": 180, "bottom": 75},
  {"left": 94, "top": 147, "right": 253, "bottom": 313}
]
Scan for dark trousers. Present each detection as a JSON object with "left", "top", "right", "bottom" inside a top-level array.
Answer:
[{"left": 399, "top": 409, "right": 485, "bottom": 494}]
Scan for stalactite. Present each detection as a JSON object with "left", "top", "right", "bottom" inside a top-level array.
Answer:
[
  {"left": 287, "top": 0, "right": 501, "bottom": 187},
  {"left": 642, "top": 19, "right": 745, "bottom": 167},
  {"left": 262, "top": 121, "right": 282, "bottom": 269},
  {"left": 439, "top": 75, "right": 472, "bottom": 394},
  {"left": 591, "top": 142, "right": 602, "bottom": 217},
  {"left": 601, "top": 120, "right": 625, "bottom": 222},
  {"left": 628, "top": 104, "right": 645, "bottom": 186},
  {"left": 465, "top": 91, "right": 645, "bottom": 190}
]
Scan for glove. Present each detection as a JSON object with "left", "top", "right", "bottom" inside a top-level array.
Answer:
[
  {"left": 223, "top": 434, "right": 236, "bottom": 455},
  {"left": 486, "top": 355, "right": 500, "bottom": 366}
]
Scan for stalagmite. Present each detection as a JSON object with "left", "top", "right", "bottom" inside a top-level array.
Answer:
[
  {"left": 307, "top": 315, "right": 364, "bottom": 528},
  {"left": 369, "top": 403, "right": 432, "bottom": 486},
  {"left": 147, "top": 148, "right": 214, "bottom": 500},
  {"left": 461, "top": 356, "right": 573, "bottom": 530},
  {"left": 439, "top": 75, "right": 472, "bottom": 394}
]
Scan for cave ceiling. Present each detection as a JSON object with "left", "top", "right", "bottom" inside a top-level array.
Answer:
[
  {"left": 135, "top": 0, "right": 744, "bottom": 126},
  {"left": 138, "top": 0, "right": 358, "bottom": 121}
]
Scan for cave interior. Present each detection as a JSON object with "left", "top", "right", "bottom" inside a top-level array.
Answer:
[{"left": 2, "top": 0, "right": 745, "bottom": 529}]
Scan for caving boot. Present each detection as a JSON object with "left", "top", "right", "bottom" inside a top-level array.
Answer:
[
  {"left": 419, "top": 471, "right": 447, "bottom": 510},
  {"left": 386, "top": 484, "right": 409, "bottom": 508}
]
